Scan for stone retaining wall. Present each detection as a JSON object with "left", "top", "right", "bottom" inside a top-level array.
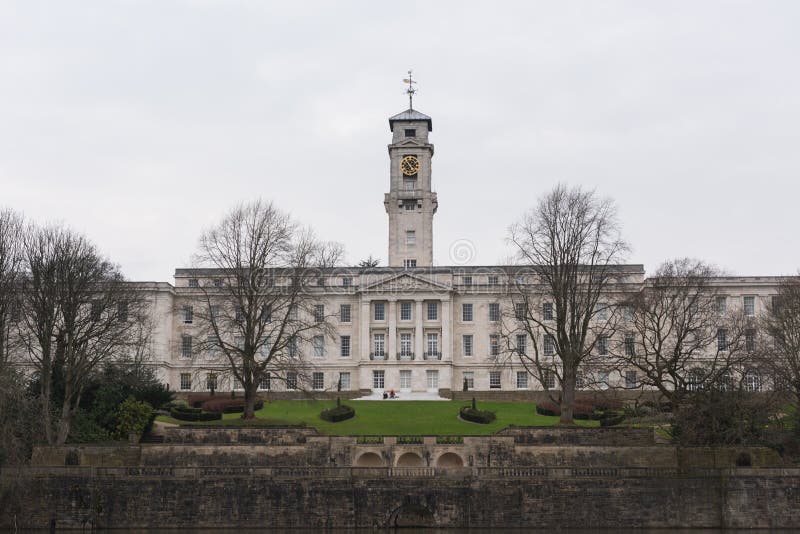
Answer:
[{"left": 2, "top": 467, "right": 799, "bottom": 529}]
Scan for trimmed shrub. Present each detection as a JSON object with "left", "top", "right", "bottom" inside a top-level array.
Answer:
[
  {"left": 201, "top": 397, "right": 264, "bottom": 414},
  {"left": 169, "top": 405, "right": 221, "bottom": 422},
  {"left": 114, "top": 397, "right": 154, "bottom": 439},
  {"left": 460, "top": 405, "right": 496, "bottom": 424},
  {"left": 320, "top": 404, "right": 355, "bottom": 423},
  {"left": 536, "top": 401, "right": 560, "bottom": 417},
  {"left": 599, "top": 414, "right": 626, "bottom": 427}
]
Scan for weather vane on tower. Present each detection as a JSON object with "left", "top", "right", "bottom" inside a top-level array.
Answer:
[{"left": 403, "top": 69, "right": 417, "bottom": 110}]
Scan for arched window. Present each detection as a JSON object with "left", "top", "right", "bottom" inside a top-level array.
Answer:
[{"left": 717, "top": 371, "right": 732, "bottom": 392}]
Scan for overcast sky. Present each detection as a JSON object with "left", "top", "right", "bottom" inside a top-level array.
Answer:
[{"left": 1, "top": 1, "right": 798, "bottom": 281}]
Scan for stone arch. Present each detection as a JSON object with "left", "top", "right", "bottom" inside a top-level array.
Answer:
[
  {"left": 387, "top": 503, "right": 437, "bottom": 528},
  {"left": 435, "top": 452, "right": 464, "bottom": 468},
  {"left": 395, "top": 451, "right": 425, "bottom": 467},
  {"left": 355, "top": 451, "right": 384, "bottom": 467}
]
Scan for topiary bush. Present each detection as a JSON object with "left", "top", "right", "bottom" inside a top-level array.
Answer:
[
  {"left": 320, "top": 404, "right": 355, "bottom": 422},
  {"left": 169, "top": 405, "right": 222, "bottom": 422},
  {"left": 201, "top": 397, "right": 265, "bottom": 414},
  {"left": 460, "top": 405, "right": 496, "bottom": 424}
]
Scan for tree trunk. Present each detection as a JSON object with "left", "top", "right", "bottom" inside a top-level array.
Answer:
[
  {"left": 559, "top": 368, "right": 576, "bottom": 425},
  {"left": 55, "top": 396, "right": 74, "bottom": 445},
  {"left": 243, "top": 383, "right": 258, "bottom": 420}
]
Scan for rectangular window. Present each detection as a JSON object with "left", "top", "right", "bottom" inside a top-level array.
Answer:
[
  {"left": 236, "top": 306, "right": 246, "bottom": 322},
  {"left": 597, "top": 336, "right": 609, "bottom": 356},
  {"left": 313, "top": 336, "right": 324, "bottom": 358},
  {"left": 463, "top": 334, "right": 473, "bottom": 357},
  {"left": 404, "top": 259, "right": 417, "bottom": 268},
  {"left": 288, "top": 305, "right": 298, "bottom": 321},
  {"left": 462, "top": 275, "right": 472, "bottom": 286},
  {"left": 426, "top": 333, "right": 439, "bottom": 357},
  {"left": 400, "top": 301, "right": 412, "bottom": 321},
  {"left": 489, "top": 334, "right": 500, "bottom": 357},
  {"left": 426, "top": 301, "right": 438, "bottom": 320},
  {"left": 117, "top": 301, "right": 128, "bottom": 322},
  {"left": 543, "top": 334, "right": 555, "bottom": 357},
  {"left": 426, "top": 370, "right": 439, "bottom": 389},
  {"left": 489, "top": 371, "right": 501, "bottom": 389},
  {"left": 542, "top": 371, "right": 555, "bottom": 389},
  {"left": 623, "top": 306, "right": 634, "bottom": 322},
  {"left": 463, "top": 371, "right": 474, "bottom": 389},
  {"left": 515, "top": 303, "right": 527, "bottom": 321},
  {"left": 403, "top": 200, "right": 416, "bottom": 211},
  {"left": 596, "top": 303, "right": 608, "bottom": 321},
  {"left": 624, "top": 333, "right": 636, "bottom": 357},
  {"left": 342, "top": 276, "right": 353, "bottom": 287},
  {"left": 746, "top": 328, "right": 756, "bottom": 353},
  {"left": 716, "top": 296, "right": 727, "bottom": 315},
  {"left": 576, "top": 372, "right": 585, "bottom": 390},
  {"left": 209, "top": 305, "right": 220, "bottom": 321},
  {"left": 406, "top": 230, "right": 416, "bottom": 246},
  {"left": 400, "top": 370, "right": 411, "bottom": 389},
  {"left": 373, "top": 333, "right": 385, "bottom": 357},
  {"left": 259, "top": 373, "right": 271, "bottom": 391},
  {"left": 400, "top": 333, "right": 412, "bottom": 357},
  {"left": 314, "top": 304, "right": 324, "bottom": 323},
  {"left": 462, "top": 303, "right": 473, "bottom": 322},
  {"left": 488, "top": 275, "right": 499, "bottom": 286},
  {"left": 182, "top": 306, "right": 193, "bottom": 324},
  {"left": 312, "top": 372, "right": 324, "bottom": 391},
  {"left": 288, "top": 336, "right": 298, "bottom": 358},
  {"left": 516, "top": 334, "right": 527, "bottom": 356},
  {"left": 374, "top": 302, "right": 385, "bottom": 321},
  {"left": 180, "top": 373, "right": 191, "bottom": 391},
  {"left": 234, "top": 336, "right": 244, "bottom": 350},
  {"left": 340, "top": 335, "right": 351, "bottom": 358},
  {"left": 338, "top": 372, "right": 350, "bottom": 391},
  {"left": 213, "top": 278, "right": 224, "bottom": 288},
  {"left": 188, "top": 278, "right": 199, "bottom": 288},
  {"left": 286, "top": 372, "right": 297, "bottom": 390},
  {"left": 181, "top": 335, "right": 192, "bottom": 359},
  {"left": 206, "top": 335, "right": 218, "bottom": 360},
  {"left": 516, "top": 371, "right": 528, "bottom": 389},
  {"left": 717, "top": 328, "right": 728, "bottom": 351},
  {"left": 625, "top": 370, "right": 637, "bottom": 388},
  {"left": 404, "top": 128, "right": 416, "bottom": 137},
  {"left": 206, "top": 373, "right": 217, "bottom": 391},
  {"left": 542, "top": 302, "right": 554, "bottom": 321},
  {"left": 489, "top": 303, "right": 500, "bottom": 322},
  {"left": 743, "top": 296, "right": 755, "bottom": 317},
  {"left": 598, "top": 371, "right": 609, "bottom": 390},
  {"left": 373, "top": 370, "right": 385, "bottom": 389},
  {"left": 340, "top": 304, "right": 351, "bottom": 323}
]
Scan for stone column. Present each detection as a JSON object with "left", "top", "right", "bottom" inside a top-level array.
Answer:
[
  {"left": 415, "top": 299, "right": 424, "bottom": 359},
  {"left": 442, "top": 299, "right": 451, "bottom": 360},
  {"left": 388, "top": 298, "right": 397, "bottom": 360},
  {"left": 360, "top": 298, "right": 370, "bottom": 361}
]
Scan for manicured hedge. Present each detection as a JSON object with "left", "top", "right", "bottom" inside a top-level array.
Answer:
[
  {"left": 169, "top": 406, "right": 222, "bottom": 422},
  {"left": 201, "top": 398, "right": 265, "bottom": 414},
  {"left": 460, "top": 405, "right": 496, "bottom": 424},
  {"left": 320, "top": 405, "right": 355, "bottom": 423},
  {"left": 599, "top": 414, "right": 626, "bottom": 427}
]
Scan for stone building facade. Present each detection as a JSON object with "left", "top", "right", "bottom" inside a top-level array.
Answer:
[{"left": 122, "top": 106, "right": 783, "bottom": 395}]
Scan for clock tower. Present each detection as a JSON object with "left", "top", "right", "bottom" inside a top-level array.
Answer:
[{"left": 385, "top": 94, "right": 437, "bottom": 268}]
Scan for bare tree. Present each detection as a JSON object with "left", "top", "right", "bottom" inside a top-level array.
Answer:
[
  {"left": 19, "top": 225, "right": 145, "bottom": 444},
  {"left": 0, "top": 209, "right": 24, "bottom": 370},
  {"left": 611, "top": 258, "right": 752, "bottom": 404},
  {"left": 758, "top": 274, "right": 800, "bottom": 404},
  {"left": 191, "top": 200, "right": 343, "bottom": 419},
  {"left": 506, "top": 184, "right": 629, "bottom": 424}
]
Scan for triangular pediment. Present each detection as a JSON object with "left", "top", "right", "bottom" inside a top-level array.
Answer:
[
  {"left": 394, "top": 137, "right": 423, "bottom": 147},
  {"left": 362, "top": 272, "right": 451, "bottom": 294}
]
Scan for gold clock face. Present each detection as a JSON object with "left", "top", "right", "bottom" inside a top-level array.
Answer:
[{"left": 401, "top": 155, "right": 420, "bottom": 176}]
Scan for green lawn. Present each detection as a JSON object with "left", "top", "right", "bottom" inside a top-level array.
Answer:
[{"left": 157, "top": 400, "right": 598, "bottom": 435}]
